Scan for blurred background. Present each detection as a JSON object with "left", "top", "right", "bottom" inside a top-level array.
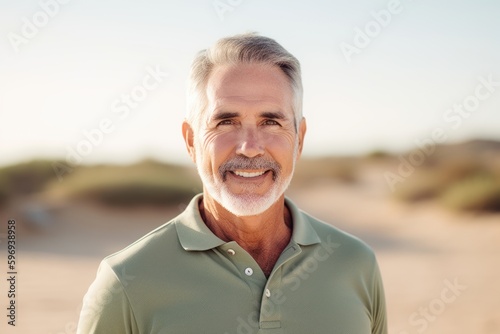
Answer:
[{"left": 1, "top": 1, "right": 499, "bottom": 333}]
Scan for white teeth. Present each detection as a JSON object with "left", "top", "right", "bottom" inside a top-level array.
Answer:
[{"left": 234, "top": 171, "right": 266, "bottom": 178}]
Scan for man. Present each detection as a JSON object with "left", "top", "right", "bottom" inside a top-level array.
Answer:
[{"left": 77, "top": 33, "right": 387, "bottom": 333}]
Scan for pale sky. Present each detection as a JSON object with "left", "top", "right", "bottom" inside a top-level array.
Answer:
[{"left": 1, "top": 0, "right": 499, "bottom": 167}]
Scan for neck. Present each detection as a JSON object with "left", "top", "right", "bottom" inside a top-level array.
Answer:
[{"left": 199, "top": 193, "right": 292, "bottom": 277}]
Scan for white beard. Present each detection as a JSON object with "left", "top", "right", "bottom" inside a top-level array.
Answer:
[{"left": 195, "top": 145, "right": 297, "bottom": 217}]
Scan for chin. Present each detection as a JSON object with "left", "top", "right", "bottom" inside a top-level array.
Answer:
[
  {"left": 205, "top": 178, "right": 293, "bottom": 217},
  {"left": 219, "top": 191, "right": 280, "bottom": 217}
]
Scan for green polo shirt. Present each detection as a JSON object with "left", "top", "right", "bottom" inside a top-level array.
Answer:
[{"left": 77, "top": 194, "right": 387, "bottom": 334}]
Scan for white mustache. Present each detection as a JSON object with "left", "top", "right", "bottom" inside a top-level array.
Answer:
[{"left": 219, "top": 156, "right": 281, "bottom": 181}]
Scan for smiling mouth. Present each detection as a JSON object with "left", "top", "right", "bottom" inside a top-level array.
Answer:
[{"left": 231, "top": 170, "right": 269, "bottom": 178}]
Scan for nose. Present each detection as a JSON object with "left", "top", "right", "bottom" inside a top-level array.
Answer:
[{"left": 235, "top": 128, "right": 265, "bottom": 158}]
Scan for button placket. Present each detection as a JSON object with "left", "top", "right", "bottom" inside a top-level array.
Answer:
[
  {"left": 259, "top": 268, "right": 283, "bottom": 329},
  {"left": 218, "top": 242, "right": 267, "bottom": 297}
]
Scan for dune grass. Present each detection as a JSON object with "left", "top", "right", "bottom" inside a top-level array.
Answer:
[
  {"left": 1, "top": 159, "right": 202, "bottom": 207},
  {"left": 393, "top": 156, "right": 500, "bottom": 212},
  {"left": 440, "top": 172, "right": 500, "bottom": 212},
  {"left": 43, "top": 160, "right": 202, "bottom": 207},
  {"left": 0, "top": 160, "right": 61, "bottom": 205}
]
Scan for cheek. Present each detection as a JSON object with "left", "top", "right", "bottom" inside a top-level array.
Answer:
[
  {"left": 201, "top": 134, "right": 229, "bottom": 154},
  {"left": 198, "top": 132, "right": 236, "bottom": 167},
  {"left": 264, "top": 133, "right": 298, "bottom": 172},
  {"left": 202, "top": 131, "right": 236, "bottom": 153},
  {"left": 265, "top": 132, "right": 297, "bottom": 153}
]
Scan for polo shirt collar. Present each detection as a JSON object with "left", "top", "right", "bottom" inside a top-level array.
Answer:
[
  {"left": 175, "top": 194, "right": 225, "bottom": 251},
  {"left": 285, "top": 197, "right": 321, "bottom": 246},
  {"left": 175, "top": 194, "right": 321, "bottom": 251}
]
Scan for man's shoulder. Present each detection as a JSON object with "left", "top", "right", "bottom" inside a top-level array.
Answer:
[
  {"left": 300, "top": 209, "right": 377, "bottom": 263},
  {"left": 102, "top": 214, "right": 183, "bottom": 272}
]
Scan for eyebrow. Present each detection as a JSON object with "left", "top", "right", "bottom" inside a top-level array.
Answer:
[
  {"left": 210, "top": 111, "right": 288, "bottom": 122},
  {"left": 211, "top": 111, "right": 240, "bottom": 122},
  {"left": 260, "top": 111, "right": 287, "bottom": 120}
]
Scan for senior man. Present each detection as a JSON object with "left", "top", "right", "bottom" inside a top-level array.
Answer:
[{"left": 77, "top": 33, "right": 387, "bottom": 334}]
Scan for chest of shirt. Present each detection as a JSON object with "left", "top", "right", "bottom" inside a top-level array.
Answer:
[{"left": 123, "top": 244, "right": 373, "bottom": 333}]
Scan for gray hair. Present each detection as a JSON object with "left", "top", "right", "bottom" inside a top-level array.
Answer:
[{"left": 186, "top": 33, "right": 303, "bottom": 130}]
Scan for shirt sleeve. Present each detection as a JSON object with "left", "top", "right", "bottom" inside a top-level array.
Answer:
[
  {"left": 76, "top": 261, "right": 139, "bottom": 334},
  {"left": 371, "top": 259, "right": 388, "bottom": 334}
]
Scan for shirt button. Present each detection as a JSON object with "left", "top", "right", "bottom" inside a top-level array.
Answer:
[
  {"left": 227, "top": 249, "right": 236, "bottom": 255},
  {"left": 244, "top": 267, "right": 253, "bottom": 276},
  {"left": 265, "top": 289, "right": 271, "bottom": 298}
]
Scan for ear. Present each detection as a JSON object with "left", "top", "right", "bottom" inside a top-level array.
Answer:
[
  {"left": 182, "top": 120, "right": 196, "bottom": 163},
  {"left": 296, "top": 117, "right": 307, "bottom": 160}
]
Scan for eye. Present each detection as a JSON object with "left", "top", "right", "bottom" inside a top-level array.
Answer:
[
  {"left": 262, "top": 119, "right": 280, "bottom": 126},
  {"left": 217, "top": 119, "right": 234, "bottom": 126}
]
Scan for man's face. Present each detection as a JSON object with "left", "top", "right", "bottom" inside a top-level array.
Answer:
[{"left": 184, "top": 63, "right": 306, "bottom": 216}]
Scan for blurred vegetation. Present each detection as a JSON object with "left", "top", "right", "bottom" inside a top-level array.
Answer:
[
  {"left": 364, "top": 150, "right": 393, "bottom": 160},
  {"left": 393, "top": 159, "right": 485, "bottom": 201},
  {"left": 47, "top": 160, "right": 202, "bottom": 207},
  {"left": 0, "top": 160, "right": 60, "bottom": 206},
  {"left": 440, "top": 172, "right": 500, "bottom": 212},
  {"left": 392, "top": 140, "right": 500, "bottom": 212},
  {"left": 0, "top": 159, "right": 201, "bottom": 208},
  {"left": 293, "top": 156, "right": 359, "bottom": 186},
  {"left": 1, "top": 139, "right": 499, "bottom": 213}
]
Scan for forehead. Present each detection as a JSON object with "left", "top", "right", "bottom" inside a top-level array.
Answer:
[{"left": 205, "top": 63, "right": 294, "bottom": 117}]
